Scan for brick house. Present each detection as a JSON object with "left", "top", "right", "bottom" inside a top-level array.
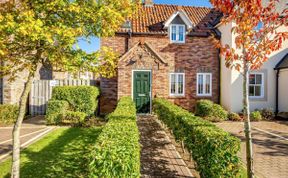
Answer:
[{"left": 100, "top": 0, "right": 222, "bottom": 114}]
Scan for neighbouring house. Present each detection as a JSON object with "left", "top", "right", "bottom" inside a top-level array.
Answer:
[
  {"left": 218, "top": 0, "right": 288, "bottom": 114},
  {"left": 100, "top": 0, "right": 222, "bottom": 113},
  {"left": 0, "top": 64, "right": 95, "bottom": 105}
]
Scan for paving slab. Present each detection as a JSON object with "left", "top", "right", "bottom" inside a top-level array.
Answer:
[
  {"left": 0, "top": 116, "right": 55, "bottom": 161},
  {"left": 138, "top": 115, "right": 194, "bottom": 178},
  {"left": 215, "top": 121, "right": 288, "bottom": 178}
]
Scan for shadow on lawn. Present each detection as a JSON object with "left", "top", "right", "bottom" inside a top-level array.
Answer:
[{"left": 3, "top": 127, "right": 102, "bottom": 178}]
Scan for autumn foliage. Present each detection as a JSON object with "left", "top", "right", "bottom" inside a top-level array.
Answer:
[{"left": 210, "top": 0, "right": 288, "bottom": 71}]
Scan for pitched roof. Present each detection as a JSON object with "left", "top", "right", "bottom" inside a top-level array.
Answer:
[
  {"left": 118, "top": 4, "right": 221, "bottom": 36},
  {"left": 275, "top": 54, "right": 288, "bottom": 70}
]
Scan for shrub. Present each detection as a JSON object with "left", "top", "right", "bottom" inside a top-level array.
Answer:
[
  {"left": 46, "top": 100, "right": 69, "bottom": 124},
  {"left": 260, "top": 108, "right": 274, "bottom": 120},
  {"left": 62, "top": 111, "right": 86, "bottom": 126},
  {"left": 153, "top": 98, "right": 241, "bottom": 178},
  {"left": 195, "top": 99, "right": 214, "bottom": 117},
  {"left": 209, "top": 104, "right": 228, "bottom": 122},
  {"left": 250, "top": 111, "right": 262, "bottom": 121},
  {"left": 88, "top": 97, "right": 140, "bottom": 177},
  {"left": 52, "top": 86, "right": 100, "bottom": 116},
  {"left": 195, "top": 100, "right": 228, "bottom": 122},
  {"left": 228, "top": 112, "right": 242, "bottom": 121},
  {"left": 0, "top": 104, "right": 19, "bottom": 125}
]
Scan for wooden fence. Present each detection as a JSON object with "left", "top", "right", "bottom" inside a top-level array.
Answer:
[{"left": 29, "top": 79, "right": 97, "bottom": 116}]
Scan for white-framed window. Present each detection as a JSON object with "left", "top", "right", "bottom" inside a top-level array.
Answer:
[
  {"left": 170, "top": 24, "right": 185, "bottom": 43},
  {"left": 249, "top": 72, "right": 264, "bottom": 98},
  {"left": 170, "top": 73, "right": 185, "bottom": 96},
  {"left": 197, "top": 73, "right": 212, "bottom": 96}
]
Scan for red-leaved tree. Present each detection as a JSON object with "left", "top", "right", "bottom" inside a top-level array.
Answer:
[{"left": 210, "top": 0, "right": 288, "bottom": 177}]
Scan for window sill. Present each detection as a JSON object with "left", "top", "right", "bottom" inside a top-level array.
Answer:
[
  {"left": 168, "top": 96, "right": 186, "bottom": 99},
  {"left": 249, "top": 97, "right": 267, "bottom": 102},
  {"left": 170, "top": 41, "right": 186, "bottom": 44},
  {"left": 195, "top": 95, "right": 212, "bottom": 98}
]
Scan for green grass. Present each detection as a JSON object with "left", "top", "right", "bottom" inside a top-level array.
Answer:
[
  {"left": 236, "top": 166, "right": 248, "bottom": 178},
  {"left": 0, "top": 127, "right": 102, "bottom": 178}
]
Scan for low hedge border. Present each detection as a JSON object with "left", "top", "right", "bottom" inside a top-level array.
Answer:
[
  {"left": 88, "top": 97, "right": 140, "bottom": 177},
  {"left": 153, "top": 98, "right": 241, "bottom": 178}
]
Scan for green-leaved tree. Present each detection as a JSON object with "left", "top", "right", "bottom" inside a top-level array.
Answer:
[{"left": 0, "top": 0, "right": 138, "bottom": 177}]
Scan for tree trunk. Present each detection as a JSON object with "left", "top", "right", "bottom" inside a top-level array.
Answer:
[
  {"left": 243, "top": 62, "right": 254, "bottom": 178},
  {"left": 11, "top": 69, "right": 36, "bottom": 178}
]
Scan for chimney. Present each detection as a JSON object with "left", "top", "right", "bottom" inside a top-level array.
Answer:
[{"left": 144, "top": 0, "right": 153, "bottom": 7}]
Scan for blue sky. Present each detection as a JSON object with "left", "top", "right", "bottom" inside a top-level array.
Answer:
[{"left": 78, "top": 0, "right": 212, "bottom": 53}]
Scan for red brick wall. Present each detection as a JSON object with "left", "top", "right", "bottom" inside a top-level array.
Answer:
[{"left": 100, "top": 34, "right": 220, "bottom": 113}]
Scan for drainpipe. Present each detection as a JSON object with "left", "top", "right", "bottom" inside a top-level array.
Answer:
[
  {"left": 275, "top": 69, "right": 280, "bottom": 116},
  {"left": 125, "top": 30, "right": 132, "bottom": 52},
  {"left": 218, "top": 48, "right": 221, "bottom": 104}
]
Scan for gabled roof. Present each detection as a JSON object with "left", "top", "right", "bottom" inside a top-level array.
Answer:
[
  {"left": 119, "top": 41, "right": 168, "bottom": 65},
  {"left": 118, "top": 4, "right": 221, "bottom": 36},
  {"left": 275, "top": 53, "right": 288, "bottom": 70},
  {"left": 163, "top": 10, "right": 194, "bottom": 30}
]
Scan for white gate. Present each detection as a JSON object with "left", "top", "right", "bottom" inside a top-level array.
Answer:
[
  {"left": 29, "top": 79, "right": 97, "bottom": 116},
  {"left": 0, "top": 78, "right": 3, "bottom": 104}
]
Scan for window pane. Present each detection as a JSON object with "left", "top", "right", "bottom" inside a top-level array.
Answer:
[
  {"left": 198, "top": 75, "right": 203, "bottom": 94},
  {"left": 256, "top": 74, "right": 262, "bottom": 84},
  {"left": 249, "top": 86, "right": 255, "bottom": 96},
  {"left": 178, "top": 74, "right": 183, "bottom": 94},
  {"left": 255, "top": 86, "right": 262, "bottom": 96},
  {"left": 171, "top": 74, "right": 176, "bottom": 94},
  {"left": 249, "top": 74, "right": 255, "bottom": 84},
  {"left": 205, "top": 74, "right": 211, "bottom": 94},
  {"left": 171, "top": 26, "right": 176, "bottom": 41},
  {"left": 179, "top": 26, "right": 184, "bottom": 41}
]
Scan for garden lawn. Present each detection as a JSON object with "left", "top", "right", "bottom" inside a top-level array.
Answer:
[{"left": 0, "top": 127, "right": 102, "bottom": 178}]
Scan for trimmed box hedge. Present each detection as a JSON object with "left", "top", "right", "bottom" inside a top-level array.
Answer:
[
  {"left": 195, "top": 99, "right": 228, "bottom": 122},
  {"left": 153, "top": 98, "right": 241, "bottom": 178},
  {"left": 88, "top": 97, "right": 140, "bottom": 177},
  {"left": 0, "top": 104, "right": 19, "bottom": 125},
  {"left": 51, "top": 86, "right": 100, "bottom": 116},
  {"left": 62, "top": 111, "right": 87, "bottom": 126},
  {"left": 46, "top": 100, "right": 69, "bottom": 124}
]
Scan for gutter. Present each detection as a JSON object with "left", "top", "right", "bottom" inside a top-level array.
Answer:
[{"left": 116, "top": 32, "right": 212, "bottom": 37}]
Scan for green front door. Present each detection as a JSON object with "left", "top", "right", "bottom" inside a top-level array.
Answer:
[{"left": 133, "top": 71, "right": 151, "bottom": 113}]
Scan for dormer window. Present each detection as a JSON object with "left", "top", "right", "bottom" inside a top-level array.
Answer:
[{"left": 170, "top": 24, "right": 185, "bottom": 43}]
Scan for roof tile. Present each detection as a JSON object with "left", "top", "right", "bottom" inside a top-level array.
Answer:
[{"left": 118, "top": 4, "right": 221, "bottom": 35}]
